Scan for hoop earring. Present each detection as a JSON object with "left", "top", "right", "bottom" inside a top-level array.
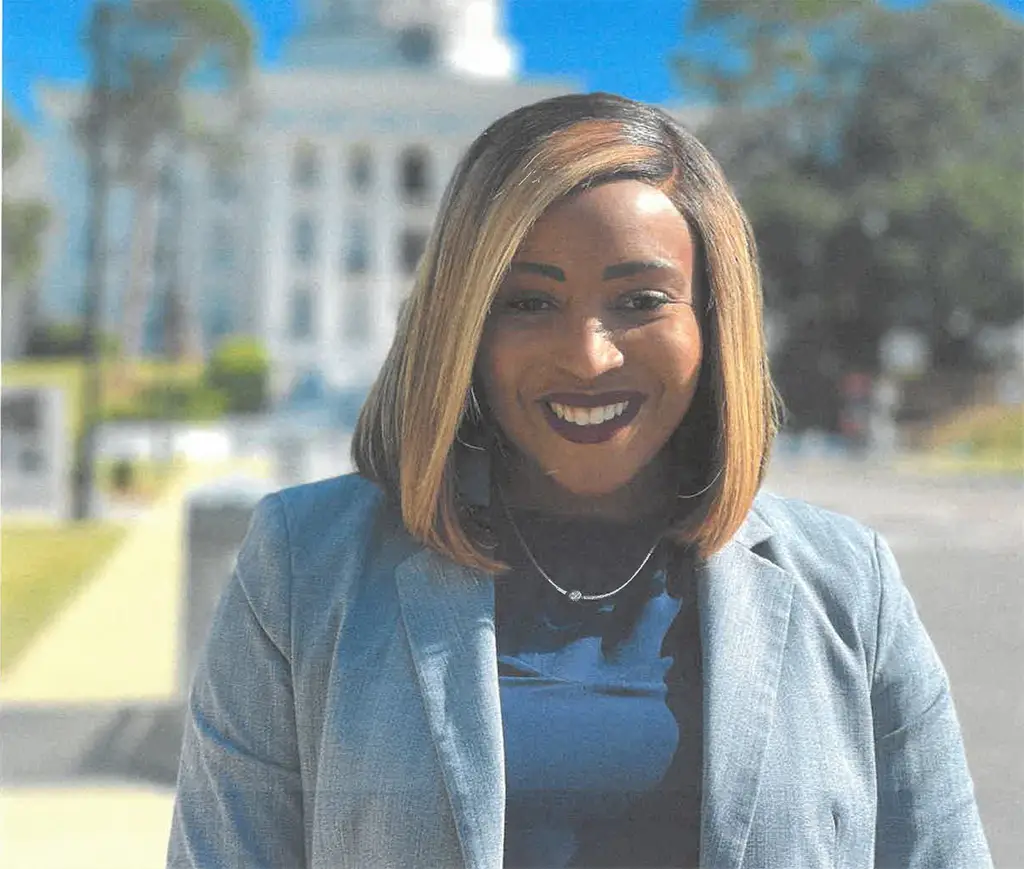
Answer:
[
  {"left": 455, "top": 430, "right": 488, "bottom": 452},
  {"left": 457, "top": 386, "right": 488, "bottom": 451},
  {"left": 676, "top": 468, "right": 722, "bottom": 499}
]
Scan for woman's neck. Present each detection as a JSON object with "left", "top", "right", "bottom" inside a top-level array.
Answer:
[{"left": 493, "top": 450, "right": 676, "bottom": 524}]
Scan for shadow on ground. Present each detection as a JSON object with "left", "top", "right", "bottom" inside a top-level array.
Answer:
[{"left": 1, "top": 702, "right": 184, "bottom": 787}]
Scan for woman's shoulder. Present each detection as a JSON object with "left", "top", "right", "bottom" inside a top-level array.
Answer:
[
  {"left": 252, "top": 472, "right": 410, "bottom": 582},
  {"left": 751, "top": 489, "right": 878, "bottom": 550},
  {"left": 746, "top": 488, "right": 895, "bottom": 613},
  {"left": 272, "top": 472, "right": 387, "bottom": 533}
]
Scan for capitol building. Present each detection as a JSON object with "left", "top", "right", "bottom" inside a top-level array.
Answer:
[{"left": 36, "top": 0, "right": 573, "bottom": 397}]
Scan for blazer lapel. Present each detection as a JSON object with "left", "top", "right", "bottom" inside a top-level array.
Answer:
[
  {"left": 699, "top": 509, "right": 794, "bottom": 869},
  {"left": 395, "top": 548, "right": 504, "bottom": 869}
]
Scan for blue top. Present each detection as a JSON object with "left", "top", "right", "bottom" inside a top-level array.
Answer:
[{"left": 493, "top": 510, "right": 703, "bottom": 868}]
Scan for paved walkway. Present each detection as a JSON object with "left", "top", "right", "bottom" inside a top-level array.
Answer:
[
  {"left": 1, "top": 457, "right": 272, "bottom": 868},
  {"left": 1, "top": 458, "right": 271, "bottom": 703},
  {"left": 0, "top": 785, "right": 177, "bottom": 869}
]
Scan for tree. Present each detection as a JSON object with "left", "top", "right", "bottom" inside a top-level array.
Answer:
[
  {"left": 69, "top": 0, "right": 253, "bottom": 520},
  {"left": 82, "top": 0, "right": 254, "bottom": 361},
  {"left": 2, "top": 107, "right": 51, "bottom": 357},
  {"left": 675, "top": 0, "right": 1024, "bottom": 429}
]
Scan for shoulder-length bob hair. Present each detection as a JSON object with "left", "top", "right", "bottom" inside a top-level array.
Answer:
[{"left": 353, "top": 92, "right": 778, "bottom": 570}]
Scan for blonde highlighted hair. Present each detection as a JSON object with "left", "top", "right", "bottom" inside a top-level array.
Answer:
[{"left": 353, "top": 92, "right": 779, "bottom": 570}]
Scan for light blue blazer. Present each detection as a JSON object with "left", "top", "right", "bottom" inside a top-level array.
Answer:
[{"left": 168, "top": 473, "right": 991, "bottom": 868}]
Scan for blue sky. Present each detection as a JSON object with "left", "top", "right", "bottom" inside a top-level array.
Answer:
[{"left": 3, "top": 0, "right": 1023, "bottom": 127}]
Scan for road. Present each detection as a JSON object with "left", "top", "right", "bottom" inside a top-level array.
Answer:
[{"left": 766, "top": 458, "right": 1023, "bottom": 868}]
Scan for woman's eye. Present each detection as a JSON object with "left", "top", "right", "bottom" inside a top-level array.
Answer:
[
  {"left": 619, "top": 291, "right": 669, "bottom": 312},
  {"left": 504, "top": 296, "right": 554, "bottom": 314}
]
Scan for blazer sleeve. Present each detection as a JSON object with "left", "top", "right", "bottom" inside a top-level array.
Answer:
[
  {"left": 870, "top": 532, "right": 992, "bottom": 868},
  {"left": 167, "top": 494, "right": 306, "bottom": 869}
]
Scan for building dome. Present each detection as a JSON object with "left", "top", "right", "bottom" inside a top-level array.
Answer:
[{"left": 288, "top": 0, "right": 516, "bottom": 78}]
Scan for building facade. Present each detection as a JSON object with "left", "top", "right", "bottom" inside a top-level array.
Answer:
[{"left": 36, "top": 0, "right": 573, "bottom": 396}]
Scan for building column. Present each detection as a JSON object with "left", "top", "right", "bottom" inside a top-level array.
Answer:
[
  {"left": 260, "top": 136, "right": 292, "bottom": 396},
  {"left": 318, "top": 137, "right": 341, "bottom": 377}
]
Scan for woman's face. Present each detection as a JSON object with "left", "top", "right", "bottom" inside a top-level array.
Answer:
[{"left": 478, "top": 179, "right": 703, "bottom": 514}]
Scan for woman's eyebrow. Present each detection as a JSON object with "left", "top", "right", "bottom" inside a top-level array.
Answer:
[
  {"left": 508, "top": 261, "right": 565, "bottom": 281},
  {"left": 602, "top": 259, "right": 676, "bottom": 280},
  {"left": 507, "top": 260, "right": 679, "bottom": 282}
]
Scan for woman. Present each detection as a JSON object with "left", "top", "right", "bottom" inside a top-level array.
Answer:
[{"left": 168, "top": 93, "right": 991, "bottom": 868}]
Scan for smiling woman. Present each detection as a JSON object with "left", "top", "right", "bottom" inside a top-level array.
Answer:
[
  {"left": 479, "top": 181, "right": 703, "bottom": 516},
  {"left": 356, "top": 102, "right": 773, "bottom": 567},
  {"left": 168, "top": 94, "right": 991, "bottom": 869}
]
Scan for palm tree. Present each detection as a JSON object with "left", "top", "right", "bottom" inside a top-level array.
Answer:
[
  {"left": 97, "top": 0, "right": 253, "bottom": 361},
  {"left": 2, "top": 107, "right": 50, "bottom": 359},
  {"left": 70, "top": 0, "right": 253, "bottom": 520}
]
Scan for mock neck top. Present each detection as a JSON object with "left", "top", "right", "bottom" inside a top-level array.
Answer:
[{"left": 491, "top": 509, "right": 703, "bottom": 868}]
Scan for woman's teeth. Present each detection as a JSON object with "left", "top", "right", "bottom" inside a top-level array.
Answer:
[{"left": 548, "top": 401, "right": 629, "bottom": 426}]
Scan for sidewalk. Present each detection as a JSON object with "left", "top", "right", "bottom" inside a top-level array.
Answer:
[
  {"left": 1, "top": 457, "right": 270, "bottom": 703},
  {"left": 1, "top": 457, "right": 272, "bottom": 869},
  {"left": 0, "top": 785, "right": 178, "bottom": 869}
]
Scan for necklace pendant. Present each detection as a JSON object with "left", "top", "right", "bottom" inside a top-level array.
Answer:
[{"left": 568, "top": 589, "right": 583, "bottom": 602}]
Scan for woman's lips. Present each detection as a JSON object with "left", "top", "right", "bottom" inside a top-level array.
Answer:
[{"left": 539, "top": 391, "right": 644, "bottom": 445}]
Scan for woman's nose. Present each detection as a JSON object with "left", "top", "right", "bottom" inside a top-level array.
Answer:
[{"left": 555, "top": 316, "right": 625, "bottom": 381}]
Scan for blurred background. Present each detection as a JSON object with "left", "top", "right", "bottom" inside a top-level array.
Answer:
[{"left": 1, "top": 1, "right": 1021, "bottom": 866}]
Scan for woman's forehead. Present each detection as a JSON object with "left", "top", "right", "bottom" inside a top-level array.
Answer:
[{"left": 512, "top": 181, "right": 692, "bottom": 257}]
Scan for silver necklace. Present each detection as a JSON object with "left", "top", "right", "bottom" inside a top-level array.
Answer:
[{"left": 499, "top": 499, "right": 664, "bottom": 603}]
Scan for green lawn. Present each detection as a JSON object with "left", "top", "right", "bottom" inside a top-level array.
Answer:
[
  {"left": 918, "top": 403, "right": 1024, "bottom": 473},
  {"left": 1, "top": 522, "right": 126, "bottom": 672}
]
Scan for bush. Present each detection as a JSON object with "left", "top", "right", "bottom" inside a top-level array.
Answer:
[
  {"left": 24, "top": 322, "right": 120, "bottom": 358},
  {"left": 105, "top": 381, "right": 227, "bottom": 422},
  {"left": 204, "top": 336, "right": 269, "bottom": 414}
]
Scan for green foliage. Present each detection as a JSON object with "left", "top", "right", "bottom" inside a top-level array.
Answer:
[
  {"left": 24, "top": 322, "right": 121, "bottom": 358},
  {"left": 78, "top": 0, "right": 256, "bottom": 360},
  {"left": 679, "top": 0, "right": 870, "bottom": 106},
  {"left": 2, "top": 199, "right": 50, "bottom": 287},
  {"left": 676, "top": 0, "right": 1024, "bottom": 429},
  {"left": 83, "top": 0, "right": 255, "bottom": 175},
  {"left": 204, "top": 336, "right": 269, "bottom": 414},
  {"left": 105, "top": 381, "right": 226, "bottom": 422},
  {"left": 2, "top": 106, "right": 50, "bottom": 298},
  {"left": 2, "top": 106, "right": 27, "bottom": 169},
  {"left": 177, "top": 0, "right": 254, "bottom": 71},
  {"left": 90, "top": 334, "right": 270, "bottom": 419},
  {"left": 928, "top": 404, "right": 1024, "bottom": 460}
]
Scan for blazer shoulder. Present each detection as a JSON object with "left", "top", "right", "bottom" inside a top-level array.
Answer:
[
  {"left": 267, "top": 473, "right": 400, "bottom": 576},
  {"left": 749, "top": 489, "right": 890, "bottom": 626},
  {"left": 753, "top": 489, "right": 878, "bottom": 552},
  {"left": 273, "top": 472, "right": 385, "bottom": 530}
]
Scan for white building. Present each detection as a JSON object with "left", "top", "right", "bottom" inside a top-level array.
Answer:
[{"left": 35, "top": 0, "right": 574, "bottom": 398}]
